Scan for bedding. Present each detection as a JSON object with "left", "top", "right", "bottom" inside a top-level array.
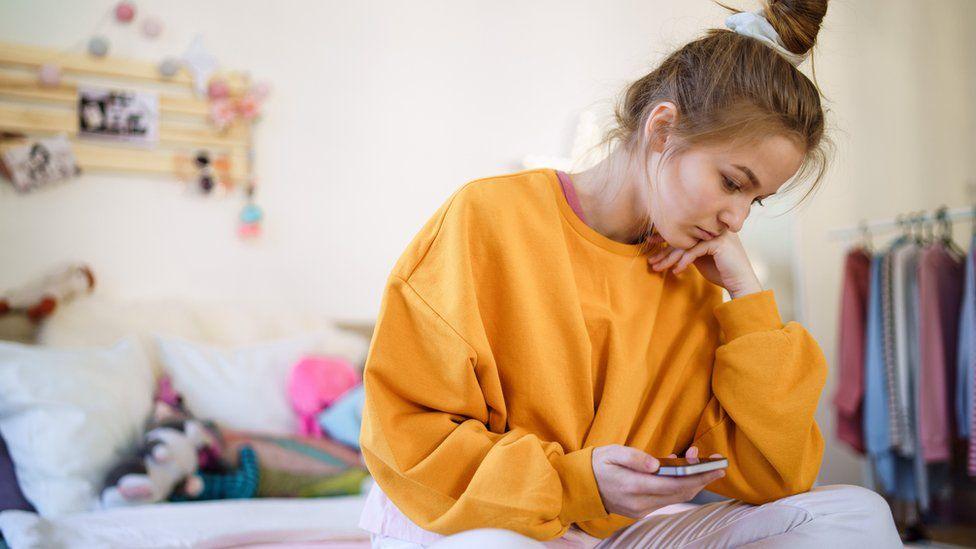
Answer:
[
  {"left": 155, "top": 330, "right": 366, "bottom": 434},
  {"left": 0, "top": 337, "right": 154, "bottom": 517},
  {"left": 0, "top": 491, "right": 373, "bottom": 548},
  {"left": 0, "top": 296, "right": 378, "bottom": 546}
]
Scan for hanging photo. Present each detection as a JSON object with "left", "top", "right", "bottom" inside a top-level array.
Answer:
[
  {"left": 0, "top": 134, "right": 81, "bottom": 193},
  {"left": 77, "top": 86, "right": 159, "bottom": 145}
]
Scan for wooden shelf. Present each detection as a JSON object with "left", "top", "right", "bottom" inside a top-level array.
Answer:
[{"left": 0, "top": 40, "right": 257, "bottom": 185}]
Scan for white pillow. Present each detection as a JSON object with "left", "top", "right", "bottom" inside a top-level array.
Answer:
[
  {"left": 154, "top": 328, "right": 368, "bottom": 434},
  {"left": 0, "top": 337, "right": 155, "bottom": 517}
]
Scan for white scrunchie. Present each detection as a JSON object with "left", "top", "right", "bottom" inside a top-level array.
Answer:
[{"left": 725, "top": 9, "right": 809, "bottom": 67}]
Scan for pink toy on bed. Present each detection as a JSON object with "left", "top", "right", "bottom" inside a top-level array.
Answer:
[{"left": 288, "top": 355, "right": 360, "bottom": 437}]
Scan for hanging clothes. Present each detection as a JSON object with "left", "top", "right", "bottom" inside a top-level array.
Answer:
[
  {"left": 970, "top": 345, "right": 976, "bottom": 476},
  {"left": 863, "top": 253, "right": 893, "bottom": 493},
  {"left": 868, "top": 239, "right": 917, "bottom": 502},
  {"left": 917, "top": 242, "right": 964, "bottom": 462},
  {"left": 833, "top": 247, "right": 872, "bottom": 454},
  {"left": 957, "top": 235, "right": 976, "bottom": 441},
  {"left": 891, "top": 241, "right": 921, "bottom": 458}
]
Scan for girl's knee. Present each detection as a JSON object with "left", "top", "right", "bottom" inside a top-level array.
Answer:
[
  {"left": 786, "top": 484, "right": 895, "bottom": 526},
  {"left": 427, "top": 528, "right": 545, "bottom": 549}
]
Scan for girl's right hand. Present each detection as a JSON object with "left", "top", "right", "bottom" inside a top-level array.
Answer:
[{"left": 591, "top": 444, "right": 725, "bottom": 519}]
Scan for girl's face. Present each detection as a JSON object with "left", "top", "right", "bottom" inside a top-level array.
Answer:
[{"left": 647, "top": 134, "right": 805, "bottom": 249}]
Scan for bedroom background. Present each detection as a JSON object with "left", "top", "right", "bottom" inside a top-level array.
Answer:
[{"left": 1, "top": 0, "right": 975, "bottom": 546}]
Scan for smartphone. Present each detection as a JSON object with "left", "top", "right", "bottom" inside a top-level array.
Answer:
[{"left": 655, "top": 457, "right": 728, "bottom": 476}]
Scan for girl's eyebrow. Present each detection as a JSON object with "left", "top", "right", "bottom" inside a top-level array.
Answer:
[{"left": 733, "top": 164, "right": 761, "bottom": 191}]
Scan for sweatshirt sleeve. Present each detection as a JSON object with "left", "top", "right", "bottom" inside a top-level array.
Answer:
[
  {"left": 359, "top": 274, "right": 609, "bottom": 541},
  {"left": 691, "top": 289, "right": 827, "bottom": 504}
]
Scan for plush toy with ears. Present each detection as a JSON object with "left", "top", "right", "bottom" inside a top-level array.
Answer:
[
  {"left": 0, "top": 263, "right": 94, "bottom": 322},
  {"left": 100, "top": 418, "right": 212, "bottom": 508}
]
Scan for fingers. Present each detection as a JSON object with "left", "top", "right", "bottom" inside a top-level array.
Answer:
[
  {"left": 607, "top": 445, "right": 660, "bottom": 474},
  {"left": 672, "top": 242, "right": 712, "bottom": 274},
  {"left": 631, "top": 468, "right": 726, "bottom": 499},
  {"left": 650, "top": 247, "right": 684, "bottom": 271},
  {"left": 647, "top": 245, "right": 671, "bottom": 263},
  {"left": 685, "top": 446, "right": 700, "bottom": 464}
]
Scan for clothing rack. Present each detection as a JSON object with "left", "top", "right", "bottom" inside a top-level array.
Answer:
[{"left": 828, "top": 206, "right": 976, "bottom": 241}]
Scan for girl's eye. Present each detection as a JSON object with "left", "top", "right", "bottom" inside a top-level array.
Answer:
[
  {"left": 724, "top": 176, "right": 765, "bottom": 207},
  {"left": 722, "top": 176, "right": 739, "bottom": 192}
]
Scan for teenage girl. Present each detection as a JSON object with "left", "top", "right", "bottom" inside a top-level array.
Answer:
[{"left": 358, "top": 1, "right": 902, "bottom": 547}]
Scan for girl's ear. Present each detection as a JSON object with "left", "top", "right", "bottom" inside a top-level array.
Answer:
[{"left": 644, "top": 101, "right": 678, "bottom": 153}]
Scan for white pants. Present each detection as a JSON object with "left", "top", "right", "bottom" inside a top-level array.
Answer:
[{"left": 370, "top": 484, "right": 902, "bottom": 548}]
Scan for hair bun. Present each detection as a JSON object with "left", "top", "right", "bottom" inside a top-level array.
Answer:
[{"left": 762, "top": 0, "right": 828, "bottom": 55}]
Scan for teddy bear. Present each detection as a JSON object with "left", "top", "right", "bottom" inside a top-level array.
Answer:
[{"left": 100, "top": 418, "right": 211, "bottom": 508}]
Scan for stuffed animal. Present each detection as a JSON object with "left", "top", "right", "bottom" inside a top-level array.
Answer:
[
  {"left": 288, "top": 355, "right": 360, "bottom": 437},
  {"left": 153, "top": 375, "right": 225, "bottom": 471},
  {"left": 100, "top": 418, "right": 211, "bottom": 508},
  {"left": 169, "top": 445, "right": 260, "bottom": 502},
  {"left": 0, "top": 263, "right": 94, "bottom": 322}
]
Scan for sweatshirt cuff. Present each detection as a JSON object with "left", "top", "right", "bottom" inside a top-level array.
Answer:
[
  {"left": 713, "top": 289, "right": 783, "bottom": 341},
  {"left": 551, "top": 446, "right": 608, "bottom": 526}
]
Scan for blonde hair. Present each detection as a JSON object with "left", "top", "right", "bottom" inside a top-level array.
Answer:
[{"left": 582, "top": 0, "right": 833, "bottom": 256}]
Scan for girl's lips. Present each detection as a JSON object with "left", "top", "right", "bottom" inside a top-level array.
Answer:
[{"left": 695, "top": 226, "right": 715, "bottom": 240}]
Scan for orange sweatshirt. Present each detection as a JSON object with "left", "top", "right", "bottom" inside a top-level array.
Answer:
[{"left": 359, "top": 167, "right": 827, "bottom": 541}]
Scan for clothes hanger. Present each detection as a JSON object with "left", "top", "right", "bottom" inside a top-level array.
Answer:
[
  {"left": 910, "top": 211, "right": 925, "bottom": 245},
  {"left": 935, "top": 205, "right": 965, "bottom": 260},
  {"left": 922, "top": 210, "right": 936, "bottom": 245},
  {"left": 857, "top": 219, "right": 874, "bottom": 254}
]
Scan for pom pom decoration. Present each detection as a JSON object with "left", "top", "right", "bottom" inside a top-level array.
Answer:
[
  {"left": 158, "top": 57, "right": 181, "bottom": 78},
  {"left": 114, "top": 2, "right": 136, "bottom": 23},
  {"left": 235, "top": 94, "right": 260, "bottom": 121},
  {"left": 141, "top": 17, "right": 163, "bottom": 39},
  {"left": 88, "top": 36, "right": 110, "bottom": 57},
  {"left": 38, "top": 63, "right": 61, "bottom": 87},
  {"left": 240, "top": 203, "right": 262, "bottom": 224},
  {"left": 207, "top": 78, "right": 230, "bottom": 100},
  {"left": 209, "top": 98, "right": 236, "bottom": 132},
  {"left": 237, "top": 182, "right": 263, "bottom": 240}
]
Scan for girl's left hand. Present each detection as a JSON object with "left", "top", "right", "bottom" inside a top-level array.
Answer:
[{"left": 646, "top": 231, "right": 763, "bottom": 299}]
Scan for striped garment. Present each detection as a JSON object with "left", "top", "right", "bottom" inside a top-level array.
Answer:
[{"left": 881, "top": 250, "right": 903, "bottom": 450}]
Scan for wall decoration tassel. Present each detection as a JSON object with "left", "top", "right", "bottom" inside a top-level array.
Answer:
[{"left": 238, "top": 181, "right": 263, "bottom": 240}]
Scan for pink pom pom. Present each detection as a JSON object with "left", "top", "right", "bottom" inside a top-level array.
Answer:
[
  {"left": 207, "top": 78, "right": 230, "bottom": 100},
  {"left": 115, "top": 2, "right": 135, "bottom": 23},
  {"left": 235, "top": 94, "right": 261, "bottom": 120},
  {"left": 209, "top": 98, "right": 236, "bottom": 131},
  {"left": 237, "top": 222, "right": 261, "bottom": 239}
]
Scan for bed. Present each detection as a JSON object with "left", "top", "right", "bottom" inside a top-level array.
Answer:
[{"left": 0, "top": 294, "right": 378, "bottom": 548}]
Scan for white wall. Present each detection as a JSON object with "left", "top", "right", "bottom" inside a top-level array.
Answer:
[{"left": 2, "top": 0, "right": 974, "bottom": 486}]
